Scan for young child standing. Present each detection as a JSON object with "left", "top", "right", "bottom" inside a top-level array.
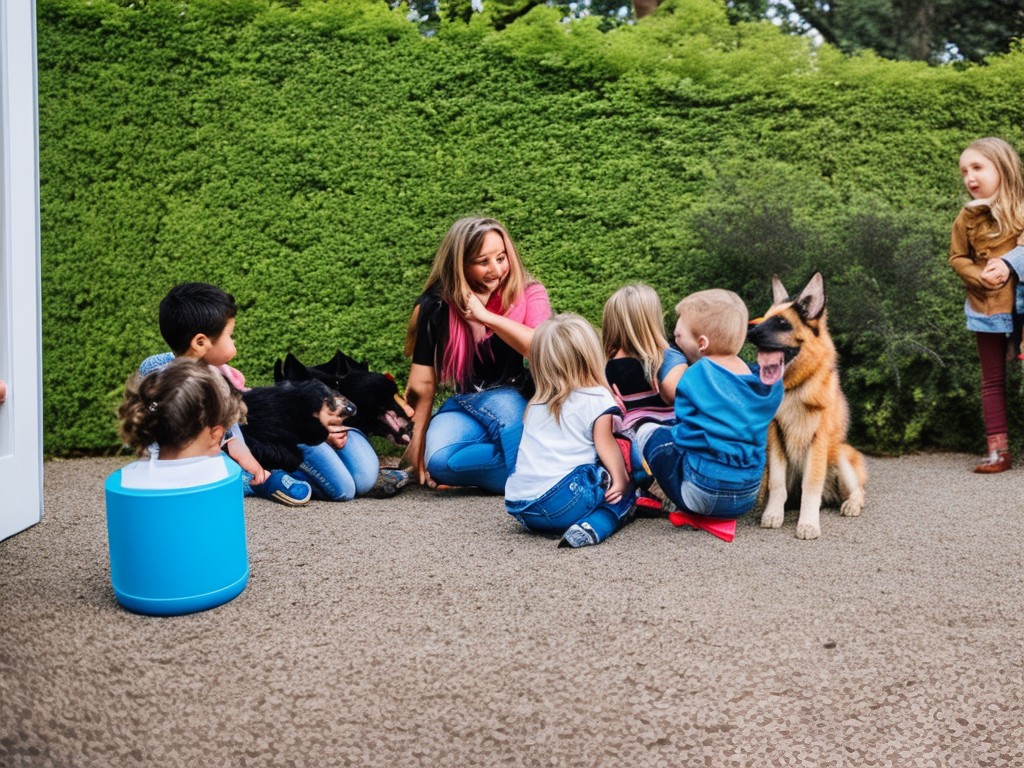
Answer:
[
  {"left": 118, "top": 358, "right": 247, "bottom": 489},
  {"left": 602, "top": 283, "right": 688, "bottom": 430},
  {"left": 634, "top": 289, "right": 783, "bottom": 522},
  {"left": 952, "top": 137, "right": 1024, "bottom": 473},
  {"left": 139, "top": 282, "right": 312, "bottom": 505},
  {"left": 505, "top": 314, "right": 633, "bottom": 548}
]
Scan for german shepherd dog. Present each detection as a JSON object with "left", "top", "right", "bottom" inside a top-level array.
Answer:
[
  {"left": 274, "top": 351, "right": 413, "bottom": 446},
  {"left": 747, "top": 273, "right": 867, "bottom": 540}
]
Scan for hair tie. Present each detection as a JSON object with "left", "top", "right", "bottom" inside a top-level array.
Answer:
[{"left": 148, "top": 401, "right": 159, "bottom": 413}]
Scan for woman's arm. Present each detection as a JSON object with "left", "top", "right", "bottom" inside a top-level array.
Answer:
[
  {"left": 403, "top": 362, "right": 438, "bottom": 486},
  {"left": 464, "top": 283, "right": 551, "bottom": 359},
  {"left": 593, "top": 413, "right": 628, "bottom": 504}
]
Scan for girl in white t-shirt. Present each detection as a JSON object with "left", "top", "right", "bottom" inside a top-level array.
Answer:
[
  {"left": 118, "top": 358, "right": 247, "bottom": 490},
  {"left": 505, "top": 314, "right": 633, "bottom": 548}
]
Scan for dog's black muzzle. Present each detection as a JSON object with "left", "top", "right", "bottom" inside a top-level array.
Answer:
[{"left": 747, "top": 317, "right": 800, "bottom": 363}]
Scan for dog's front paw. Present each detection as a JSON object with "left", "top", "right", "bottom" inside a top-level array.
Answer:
[
  {"left": 761, "top": 508, "right": 785, "bottom": 529},
  {"left": 840, "top": 498, "right": 863, "bottom": 517},
  {"left": 795, "top": 521, "right": 821, "bottom": 540}
]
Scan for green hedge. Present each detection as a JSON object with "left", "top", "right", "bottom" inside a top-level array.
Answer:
[{"left": 37, "top": 0, "right": 1024, "bottom": 454}]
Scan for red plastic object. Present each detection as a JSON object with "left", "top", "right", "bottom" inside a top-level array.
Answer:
[
  {"left": 634, "top": 495, "right": 662, "bottom": 511},
  {"left": 668, "top": 509, "right": 737, "bottom": 542}
]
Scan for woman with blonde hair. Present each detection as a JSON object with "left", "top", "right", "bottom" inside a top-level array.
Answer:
[
  {"left": 505, "top": 314, "right": 633, "bottom": 548},
  {"left": 404, "top": 216, "right": 551, "bottom": 491}
]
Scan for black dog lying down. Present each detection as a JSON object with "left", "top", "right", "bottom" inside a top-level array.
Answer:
[
  {"left": 274, "top": 351, "right": 413, "bottom": 446},
  {"left": 240, "top": 380, "right": 355, "bottom": 473}
]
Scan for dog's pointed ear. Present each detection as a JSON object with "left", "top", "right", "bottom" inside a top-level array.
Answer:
[
  {"left": 273, "top": 358, "right": 285, "bottom": 383},
  {"left": 282, "top": 353, "right": 313, "bottom": 381},
  {"left": 795, "top": 272, "right": 826, "bottom": 320},
  {"left": 771, "top": 275, "right": 789, "bottom": 305},
  {"left": 334, "top": 350, "right": 368, "bottom": 373}
]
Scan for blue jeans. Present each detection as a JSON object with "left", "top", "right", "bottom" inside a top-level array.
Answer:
[
  {"left": 290, "top": 429, "right": 379, "bottom": 501},
  {"left": 506, "top": 463, "right": 634, "bottom": 544},
  {"left": 642, "top": 427, "right": 761, "bottom": 519},
  {"left": 425, "top": 387, "right": 527, "bottom": 493}
]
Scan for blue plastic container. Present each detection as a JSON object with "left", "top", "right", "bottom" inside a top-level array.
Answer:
[{"left": 104, "top": 461, "right": 249, "bottom": 616}]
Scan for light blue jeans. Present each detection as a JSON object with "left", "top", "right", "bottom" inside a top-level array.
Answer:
[
  {"left": 505, "top": 463, "right": 634, "bottom": 544},
  {"left": 290, "top": 429, "right": 380, "bottom": 501},
  {"left": 642, "top": 427, "right": 761, "bottom": 519},
  {"left": 424, "top": 387, "right": 527, "bottom": 493}
]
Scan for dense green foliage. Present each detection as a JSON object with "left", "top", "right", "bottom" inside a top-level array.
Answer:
[{"left": 37, "top": 0, "right": 1024, "bottom": 455}]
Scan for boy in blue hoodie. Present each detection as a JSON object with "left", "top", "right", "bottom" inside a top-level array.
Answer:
[{"left": 633, "top": 289, "right": 784, "bottom": 520}]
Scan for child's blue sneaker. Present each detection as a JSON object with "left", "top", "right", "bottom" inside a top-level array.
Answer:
[
  {"left": 559, "top": 522, "right": 599, "bottom": 548},
  {"left": 252, "top": 470, "right": 312, "bottom": 506}
]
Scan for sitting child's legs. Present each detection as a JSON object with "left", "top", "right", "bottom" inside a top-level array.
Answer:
[
  {"left": 337, "top": 430, "right": 380, "bottom": 496},
  {"left": 294, "top": 429, "right": 379, "bottom": 501},
  {"left": 639, "top": 426, "right": 687, "bottom": 510},
  {"left": 507, "top": 464, "right": 632, "bottom": 546}
]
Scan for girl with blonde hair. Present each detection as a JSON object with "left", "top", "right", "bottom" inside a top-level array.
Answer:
[
  {"left": 404, "top": 217, "right": 551, "bottom": 492},
  {"left": 505, "top": 314, "right": 633, "bottom": 548},
  {"left": 602, "top": 283, "right": 688, "bottom": 431},
  {"left": 957, "top": 137, "right": 1024, "bottom": 472}
]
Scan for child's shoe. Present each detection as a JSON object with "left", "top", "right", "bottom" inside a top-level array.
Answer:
[
  {"left": 365, "top": 468, "right": 412, "bottom": 498},
  {"left": 974, "top": 450, "right": 1011, "bottom": 474},
  {"left": 252, "top": 470, "right": 312, "bottom": 506},
  {"left": 558, "top": 522, "right": 599, "bottom": 548}
]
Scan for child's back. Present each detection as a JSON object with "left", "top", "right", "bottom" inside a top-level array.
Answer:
[
  {"left": 505, "top": 314, "right": 633, "bottom": 548},
  {"left": 637, "top": 288, "right": 783, "bottom": 520},
  {"left": 602, "top": 284, "right": 687, "bottom": 429}
]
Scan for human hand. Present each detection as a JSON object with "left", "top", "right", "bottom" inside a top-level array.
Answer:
[
  {"left": 981, "top": 258, "right": 1010, "bottom": 287},
  {"left": 402, "top": 433, "right": 436, "bottom": 488},
  {"left": 463, "top": 291, "right": 492, "bottom": 325},
  {"left": 326, "top": 427, "right": 349, "bottom": 450},
  {"left": 605, "top": 478, "right": 628, "bottom": 505},
  {"left": 251, "top": 465, "right": 271, "bottom": 486}
]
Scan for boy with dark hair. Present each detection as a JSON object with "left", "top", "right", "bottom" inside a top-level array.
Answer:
[{"left": 140, "top": 282, "right": 312, "bottom": 506}]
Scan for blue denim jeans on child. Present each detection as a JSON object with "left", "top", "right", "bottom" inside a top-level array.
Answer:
[
  {"left": 290, "top": 429, "right": 379, "bottom": 501},
  {"left": 506, "top": 463, "right": 634, "bottom": 544},
  {"left": 642, "top": 427, "right": 761, "bottom": 519},
  {"left": 424, "top": 387, "right": 527, "bottom": 493}
]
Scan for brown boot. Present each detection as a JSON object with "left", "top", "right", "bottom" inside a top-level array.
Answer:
[{"left": 975, "top": 450, "right": 1012, "bottom": 473}]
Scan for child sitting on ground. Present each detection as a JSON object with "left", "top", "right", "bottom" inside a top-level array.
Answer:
[
  {"left": 602, "top": 283, "right": 688, "bottom": 432},
  {"left": 634, "top": 289, "right": 784, "bottom": 522},
  {"left": 118, "top": 358, "right": 246, "bottom": 489},
  {"left": 139, "top": 282, "right": 312, "bottom": 505},
  {"left": 505, "top": 314, "right": 634, "bottom": 548}
]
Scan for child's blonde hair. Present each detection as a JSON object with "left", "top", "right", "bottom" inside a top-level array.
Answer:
[
  {"left": 963, "top": 137, "right": 1024, "bottom": 242},
  {"left": 602, "top": 283, "right": 669, "bottom": 385},
  {"left": 529, "top": 314, "right": 609, "bottom": 424},
  {"left": 676, "top": 289, "right": 749, "bottom": 356},
  {"left": 421, "top": 216, "right": 529, "bottom": 386},
  {"left": 118, "top": 357, "right": 246, "bottom": 456}
]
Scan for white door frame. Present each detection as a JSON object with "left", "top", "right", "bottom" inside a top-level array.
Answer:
[{"left": 0, "top": 0, "right": 43, "bottom": 542}]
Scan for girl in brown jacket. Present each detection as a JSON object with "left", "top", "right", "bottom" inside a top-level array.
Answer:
[{"left": 950, "top": 137, "right": 1024, "bottom": 473}]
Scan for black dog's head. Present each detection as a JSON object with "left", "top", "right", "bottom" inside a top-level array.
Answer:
[
  {"left": 240, "top": 378, "right": 356, "bottom": 471},
  {"left": 274, "top": 351, "right": 413, "bottom": 446},
  {"left": 746, "top": 272, "right": 829, "bottom": 388}
]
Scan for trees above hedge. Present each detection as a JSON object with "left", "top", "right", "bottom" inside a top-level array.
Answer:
[{"left": 37, "top": 0, "right": 1024, "bottom": 455}]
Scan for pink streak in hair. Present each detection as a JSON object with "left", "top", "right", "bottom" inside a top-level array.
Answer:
[{"left": 441, "top": 291, "right": 503, "bottom": 386}]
